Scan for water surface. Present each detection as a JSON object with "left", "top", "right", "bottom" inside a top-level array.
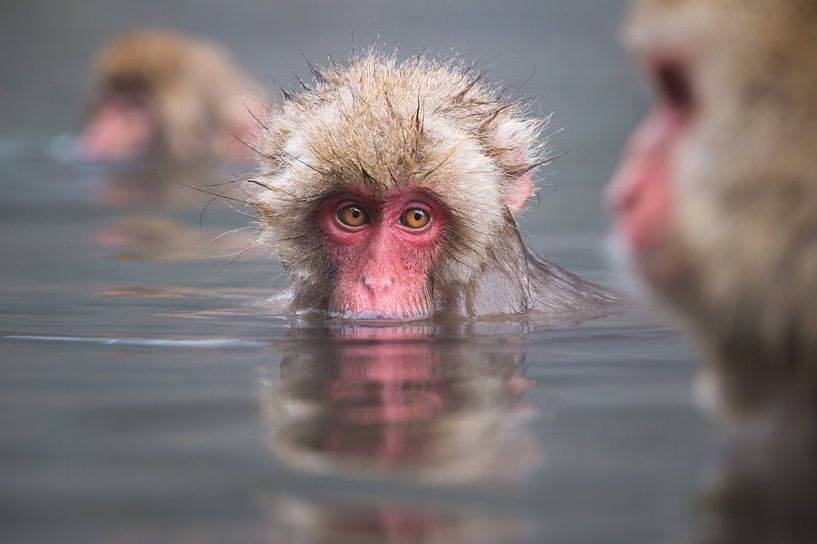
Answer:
[{"left": 0, "top": 158, "right": 718, "bottom": 543}]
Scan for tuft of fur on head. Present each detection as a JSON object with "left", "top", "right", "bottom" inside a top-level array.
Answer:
[{"left": 251, "top": 50, "right": 548, "bottom": 314}]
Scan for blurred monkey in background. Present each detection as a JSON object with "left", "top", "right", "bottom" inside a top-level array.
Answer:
[
  {"left": 608, "top": 0, "right": 817, "bottom": 420},
  {"left": 80, "top": 29, "right": 265, "bottom": 162}
]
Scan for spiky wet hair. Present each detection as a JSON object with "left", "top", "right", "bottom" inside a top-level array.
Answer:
[{"left": 251, "top": 51, "right": 548, "bottom": 312}]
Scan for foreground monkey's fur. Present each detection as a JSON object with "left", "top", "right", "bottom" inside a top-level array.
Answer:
[
  {"left": 251, "top": 52, "right": 617, "bottom": 319},
  {"left": 87, "top": 29, "right": 263, "bottom": 160},
  {"left": 626, "top": 0, "right": 817, "bottom": 416}
]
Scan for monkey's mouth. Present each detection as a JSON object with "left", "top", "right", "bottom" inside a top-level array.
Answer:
[
  {"left": 328, "top": 287, "right": 432, "bottom": 322},
  {"left": 330, "top": 308, "right": 430, "bottom": 322}
]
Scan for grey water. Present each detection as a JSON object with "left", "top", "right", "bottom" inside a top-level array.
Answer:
[{"left": 0, "top": 1, "right": 788, "bottom": 543}]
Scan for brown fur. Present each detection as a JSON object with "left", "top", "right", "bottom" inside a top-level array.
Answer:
[
  {"left": 625, "top": 0, "right": 817, "bottom": 415},
  {"left": 250, "top": 51, "right": 617, "bottom": 318},
  {"left": 88, "top": 28, "right": 264, "bottom": 160}
]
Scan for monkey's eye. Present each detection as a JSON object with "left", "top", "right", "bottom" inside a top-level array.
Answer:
[
  {"left": 399, "top": 208, "right": 431, "bottom": 229},
  {"left": 336, "top": 204, "right": 369, "bottom": 227}
]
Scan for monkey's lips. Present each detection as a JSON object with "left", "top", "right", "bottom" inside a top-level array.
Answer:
[
  {"left": 328, "top": 293, "right": 431, "bottom": 321},
  {"left": 329, "top": 307, "right": 430, "bottom": 321},
  {"left": 327, "top": 274, "right": 433, "bottom": 321}
]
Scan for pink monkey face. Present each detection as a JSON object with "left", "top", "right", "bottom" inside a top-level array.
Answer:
[
  {"left": 79, "top": 95, "right": 156, "bottom": 162},
  {"left": 318, "top": 190, "right": 448, "bottom": 320},
  {"left": 607, "top": 58, "right": 697, "bottom": 286}
]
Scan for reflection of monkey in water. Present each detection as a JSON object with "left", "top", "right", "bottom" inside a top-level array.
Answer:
[
  {"left": 262, "top": 324, "right": 539, "bottom": 483},
  {"left": 80, "top": 29, "right": 265, "bottom": 162},
  {"left": 689, "top": 436, "right": 817, "bottom": 544},
  {"left": 90, "top": 165, "right": 255, "bottom": 263},
  {"left": 264, "top": 495, "right": 532, "bottom": 544}
]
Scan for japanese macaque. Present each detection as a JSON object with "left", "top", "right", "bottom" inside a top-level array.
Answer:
[
  {"left": 251, "top": 53, "right": 618, "bottom": 321},
  {"left": 608, "top": 0, "right": 817, "bottom": 417},
  {"left": 80, "top": 29, "right": 265, "bottom": 162}
]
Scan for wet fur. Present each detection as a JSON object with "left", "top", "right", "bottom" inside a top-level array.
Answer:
[{"left": 251, "top": 51, "right": 617, "bottom": 318}]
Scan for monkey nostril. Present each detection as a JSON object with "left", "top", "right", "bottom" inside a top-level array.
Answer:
[{"left": 363, "top": 275, "right": 394, "bottom": 294}]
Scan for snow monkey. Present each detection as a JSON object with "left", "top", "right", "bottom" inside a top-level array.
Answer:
[
  {"left": 608, "top": 0, "right": 817, "bottom": 417},
  {"left": 250, "top": 53, "right": 619, "bottom": 321},
  {"left": 80, "top": 29, "right": 265, "bottom": 162}
]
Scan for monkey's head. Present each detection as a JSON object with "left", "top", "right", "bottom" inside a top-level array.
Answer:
[
  {"left": 608, "top": 0, "right": 817, "bottom": 411},
  {"left": 80, "top": 29, "right": 261, "bottom": 162},
  {"left": 253, "top": 53, "right": 544, "bottom": 320}
]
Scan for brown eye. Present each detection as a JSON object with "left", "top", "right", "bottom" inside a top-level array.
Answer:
[
  {"left": 400, "top": 207, "right": 431, "bottom": 229},
  {"left": 337, "top": 204, "right": 369, "bottom": 227}
]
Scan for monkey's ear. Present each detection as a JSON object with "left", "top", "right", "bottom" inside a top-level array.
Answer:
[
  {"left": 488, "top": 116, "right": 538, "bottom": 215},
  {"left": 504, "top": 172, "right": 533, "bottom": 214}
]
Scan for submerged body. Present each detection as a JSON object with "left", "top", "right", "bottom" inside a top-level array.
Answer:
[{"left": 250, "top": 53, "right": 617, "bottom": 320}]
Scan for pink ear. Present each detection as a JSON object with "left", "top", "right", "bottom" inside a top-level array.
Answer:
[{"left": 504, "top": 172, "right": 533, "bottom": 214}]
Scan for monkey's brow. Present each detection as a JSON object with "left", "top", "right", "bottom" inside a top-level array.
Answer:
[{"left": 419, "top": 146, "right": 460, "bottom": 180}]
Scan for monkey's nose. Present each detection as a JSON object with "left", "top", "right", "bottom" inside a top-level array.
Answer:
[{"left": 363, "top": 274, "right": 394, "bottom": 295}]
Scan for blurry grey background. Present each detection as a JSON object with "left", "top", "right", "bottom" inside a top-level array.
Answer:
[{"left": 0, "top": 0, "right": 644, "bottom": 238}]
